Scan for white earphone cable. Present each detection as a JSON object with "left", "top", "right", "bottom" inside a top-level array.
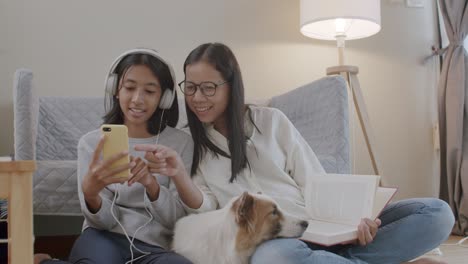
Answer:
[
  {"left": 111, "top": 185, "right": 151, "bottom": 264},
  {"left": 109, "top": 109, "right": 166, "bottom": 264}
]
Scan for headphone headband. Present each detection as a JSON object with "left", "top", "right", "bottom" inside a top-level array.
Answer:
[{"left": 106, "top": 48, "right": 177, "bottom": 91}]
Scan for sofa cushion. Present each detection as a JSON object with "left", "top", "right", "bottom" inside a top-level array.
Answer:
[{"left": 270, "top": 76, "right": 350, "bottom": 174}]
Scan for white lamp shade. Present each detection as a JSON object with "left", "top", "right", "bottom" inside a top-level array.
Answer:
[{"left": 300, "top": 0, "right": 381, "bottom": 40}]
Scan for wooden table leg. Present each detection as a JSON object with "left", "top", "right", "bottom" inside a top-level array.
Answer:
[
  {"left": 0, "top": 161, "right": 35, "bottom": 264},
  {"left": 9, "top": 170, "right": 33, "bottom": 264}
]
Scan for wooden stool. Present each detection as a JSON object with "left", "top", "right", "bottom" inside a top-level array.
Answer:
[{"left": 0, "top": 161, "right": 36, "bottom": 264}]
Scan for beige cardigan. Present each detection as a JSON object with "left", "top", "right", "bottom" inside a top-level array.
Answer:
[{"left": 185, "top": 106, "right": 326, "bottom": 219}]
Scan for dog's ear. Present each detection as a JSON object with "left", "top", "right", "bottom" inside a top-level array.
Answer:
[{"left": 234, "top": 192, "right": 255, "bottom": 232}]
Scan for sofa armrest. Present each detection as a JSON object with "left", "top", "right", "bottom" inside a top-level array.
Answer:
[{"left": 14, "top": 69, "right": 38, "bottom": 161}]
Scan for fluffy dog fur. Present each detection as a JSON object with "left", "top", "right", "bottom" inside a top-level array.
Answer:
[{"left": 172, "top": 192, "right": 308, "bottom": 264}]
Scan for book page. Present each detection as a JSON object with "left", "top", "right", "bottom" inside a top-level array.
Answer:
[
  {"left": 371, "top": 187, "right": 398, "bottom": 219},
  {"left": 305, "top": 174, "right": 380, "bottom": 226},
  {"left": 305, "top": 219, "right": 357, "bottom": 236},
  {"left": 301, "top": 219, "right": 358, "bottom": 246}
]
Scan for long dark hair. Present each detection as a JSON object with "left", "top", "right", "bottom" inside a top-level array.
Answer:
[
  {"left": 184, "top": 43, "right": 247, "bottom": 183},
  {"left": 103, "top": 53, "right": 179, "bottom": 134}
]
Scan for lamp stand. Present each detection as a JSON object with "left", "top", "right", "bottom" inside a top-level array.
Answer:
[{"left": 326, "top": 65, "right": 381, "bottom": 175}]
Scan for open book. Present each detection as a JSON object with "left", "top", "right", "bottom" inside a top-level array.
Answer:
[{"left": 300, "top": 174, "right": 397, "bottom": 246}]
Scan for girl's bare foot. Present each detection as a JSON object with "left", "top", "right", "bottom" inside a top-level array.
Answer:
[{"left": 34, "top": 253, "right": 52, "bottom": 264}]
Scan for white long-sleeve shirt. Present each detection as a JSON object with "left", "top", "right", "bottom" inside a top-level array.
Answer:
[
  {"left": 187, "top": 106, "right": 325, "bottom": 219},
  {"left": 77, "top": 126, "right": 193, "bottom": 249}
]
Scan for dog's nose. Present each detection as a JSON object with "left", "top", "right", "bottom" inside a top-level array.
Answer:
[{"left": 300, "top": 220, "right": 309, "bottom": 229}]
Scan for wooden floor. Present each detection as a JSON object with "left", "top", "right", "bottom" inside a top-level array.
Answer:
[{"left": 421, "top": 235, "right": 468, "bottom": 264}]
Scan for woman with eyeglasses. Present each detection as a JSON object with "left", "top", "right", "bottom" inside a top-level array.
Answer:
[{"left": 136, "top": 43, "right": 454, "bottom": 264}]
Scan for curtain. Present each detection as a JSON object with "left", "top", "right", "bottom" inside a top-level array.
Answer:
[{"left": 438, "top": 0, "right": 468, "bottom": 235}]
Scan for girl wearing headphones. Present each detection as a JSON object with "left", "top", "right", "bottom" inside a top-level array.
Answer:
[
  {"left": 136, "top": 43, "right": 454, "bottom": 264},
  {"left": 36, "top": 49, "right": 194, "bottom": 264}
]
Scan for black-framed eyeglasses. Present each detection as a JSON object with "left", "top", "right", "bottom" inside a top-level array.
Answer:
[{"left": 178, "top": 80, "right": 228, "bottom": 97}]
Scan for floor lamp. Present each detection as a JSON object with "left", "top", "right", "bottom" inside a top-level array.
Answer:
[{"left": 300, "top": 0, "right": 382, "bottom": 175}]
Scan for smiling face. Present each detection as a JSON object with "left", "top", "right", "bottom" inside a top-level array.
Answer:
[
  {"left": 184, "top": 61, "right": 230, "bottom": 134},
  {"left": 117, "top": 64, "right": 162, "bottom": 137}
]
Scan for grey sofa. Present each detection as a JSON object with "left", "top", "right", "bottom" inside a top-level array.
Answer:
[{"left": 13, "top": 68, "right": 350, "bottom": 216}]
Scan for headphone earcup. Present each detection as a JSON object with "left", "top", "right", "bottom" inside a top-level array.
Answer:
[
  {"left": 159, "top": 89, "right": 174, "bottom": 109},
  {"left": 106, "top": 74, "right": 118, "bottom": 96}
]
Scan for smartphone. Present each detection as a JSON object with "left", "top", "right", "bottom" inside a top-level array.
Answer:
[{"left": 101, "top": 124, "right": 130, "bottom": 179}]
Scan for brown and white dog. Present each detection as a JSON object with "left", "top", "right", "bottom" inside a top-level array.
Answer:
[{"left": 172, "top": 192, "right": 309, "bottom": 264}]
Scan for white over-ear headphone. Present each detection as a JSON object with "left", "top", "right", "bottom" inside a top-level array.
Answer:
[{"left": 105, "top": 48, "right": 176, "bottom": 110}]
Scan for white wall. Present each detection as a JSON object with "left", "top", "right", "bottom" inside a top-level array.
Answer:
[{"left": 0, "top": 0, "right": 441, "bottom": 200}]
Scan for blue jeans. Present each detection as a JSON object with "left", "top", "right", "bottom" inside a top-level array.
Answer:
[
  {"left": 250, "top": 198, "right": 454, "bottom": 264},
  {"left": 41, "top": 227, "right": 192, "bottom": 264}
]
